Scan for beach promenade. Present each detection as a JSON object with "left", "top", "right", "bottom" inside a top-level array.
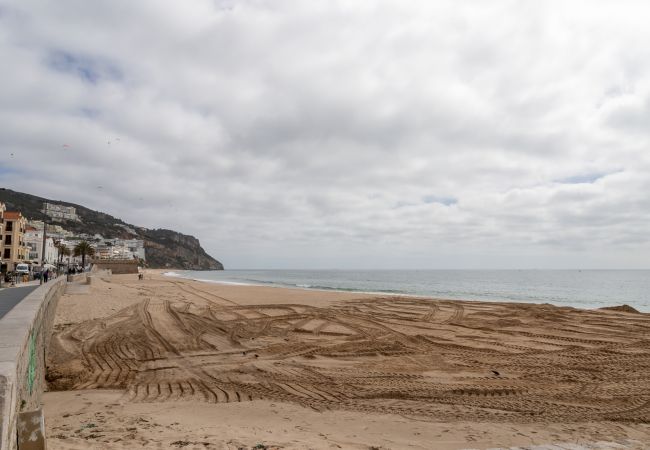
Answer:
[
  {"left": 42, "top": 273, "right": 650, "bottom": 449},
  {"left": 0, "top": 277, "right": 67, "bottom": 450},
  {"left": 0, "top": 284, "right": 39, "bottom": 320}
]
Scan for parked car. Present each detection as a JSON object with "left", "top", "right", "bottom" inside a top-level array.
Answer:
[{"left": 15, "top": 263, "right": 30, "bottom": 275}]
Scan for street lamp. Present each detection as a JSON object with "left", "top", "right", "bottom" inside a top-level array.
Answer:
[{"left": 40, "top": 220, "right": 47, "bottom": 285}]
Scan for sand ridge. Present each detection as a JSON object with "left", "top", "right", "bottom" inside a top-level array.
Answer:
[{"left": 44, "top": 273, "right": 650, "bottom": 449}]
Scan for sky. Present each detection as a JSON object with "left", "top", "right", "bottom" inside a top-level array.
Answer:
[{"left": 1, "top": 0, "right": 649, "bottom": 269}]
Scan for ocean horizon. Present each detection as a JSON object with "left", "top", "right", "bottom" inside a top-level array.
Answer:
[{"left": 165, "top": 269, "right": 650, "bottom": 313}]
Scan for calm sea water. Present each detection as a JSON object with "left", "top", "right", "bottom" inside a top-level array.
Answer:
[{"left": 166, "top": 270, "right": 650, "bottom": 312}]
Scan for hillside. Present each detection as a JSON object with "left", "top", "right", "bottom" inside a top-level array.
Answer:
[{"left": 0, "top": 188, "right": 223, "bottom": 270}]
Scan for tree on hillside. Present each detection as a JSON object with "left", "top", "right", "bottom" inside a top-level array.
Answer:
[{"left": 73, "top": 241, "right": 95, "bottom": 270}]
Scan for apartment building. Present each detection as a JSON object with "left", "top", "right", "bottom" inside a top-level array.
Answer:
[
  {"left": 42, "top": 202, "right": 79, "bottom": 222},
  {"left": 0, "top": 202, "right": 5, "bottom": 271},
  {"left": 29, "top": 220, "right": 73, "bottom": 244},
  {"left": 95, "top": 238, "right": 145, "bottom": 261},
  {"left": 24, "top": 225, "right": 59, "bottom": 265},
  {"left": 2, "top": 211, "right": 28, "bottom": 271}
]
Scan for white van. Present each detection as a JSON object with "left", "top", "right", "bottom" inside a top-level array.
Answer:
[{"left": 15, "top": 263, "right": 30, "bottom": 275}]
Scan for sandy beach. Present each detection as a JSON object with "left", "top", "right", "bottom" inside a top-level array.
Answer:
[{"left": 43, "top": 272, "right": 650, "bottom": 449}]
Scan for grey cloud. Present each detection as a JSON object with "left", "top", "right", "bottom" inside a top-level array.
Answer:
[{"left": 1, "top": 0, "right": 650, "bottom": 268}]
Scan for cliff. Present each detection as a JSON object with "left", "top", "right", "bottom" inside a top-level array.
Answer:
[
  {"left": 0, "top": 188, "right": 224, "bottom": 270},
  {"left": 141, "top": 229, "right": 223, "bottom": 270}
]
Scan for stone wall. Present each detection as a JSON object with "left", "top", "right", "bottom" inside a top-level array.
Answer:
[
  {"left": 0, "top": 276, "right": 66, "bottom": 450},
  {"left": 91, "top": 259, "right": 139, "bottom": 274},
  {"left": 67, "top": 273, "right": 88, "bottom": 283}
]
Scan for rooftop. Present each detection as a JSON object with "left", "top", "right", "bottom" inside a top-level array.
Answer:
[{"left": 3, "top": 211, "right": 22, "bottom": 220}]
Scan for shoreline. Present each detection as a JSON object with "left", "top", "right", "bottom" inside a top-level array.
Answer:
[
  {"left": 162, "top": 270, "right": 444, "bottom": 302},
  {"left": 44, "top": 272, "right": 650, "bottom": 449},
  {"left": 159, "top": 269, "right": 645, "bottom": 314}
]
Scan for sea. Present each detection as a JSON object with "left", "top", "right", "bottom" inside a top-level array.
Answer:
[{"left": 165, "top": 269, "right": 650, "bottom": 313}]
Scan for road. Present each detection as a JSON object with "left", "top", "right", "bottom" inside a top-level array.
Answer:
[{"left": 0, "top": 284, "right": 40, "bottom": 320}]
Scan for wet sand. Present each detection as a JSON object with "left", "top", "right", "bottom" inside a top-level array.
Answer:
[{"left": 44, "top": 272, "right": 650, "bottom": 449}]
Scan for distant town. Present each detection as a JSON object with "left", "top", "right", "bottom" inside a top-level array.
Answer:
[{"left": 0, "top": 201, "right": 145, "bottom": 275}]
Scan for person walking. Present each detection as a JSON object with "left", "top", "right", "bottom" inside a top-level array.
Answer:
[{"left": 43, "top": 269, "right": 49, "bottom": 283}]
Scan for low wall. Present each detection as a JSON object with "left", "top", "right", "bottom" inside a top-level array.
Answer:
[
  {"left": 88, "top": 269, "right": 112, "bottom": 283},
  {"left": 66, "top": 269, "right": 112, "bottom": 286},
  {"left": 91, "top": 260, "right": 139, "bottom": 274},
  {"left": 0, "top": 277, "right": 67, "bottom": 450},
  {"left": 67, "top": 273, "right": 87, "bottom": 283}
]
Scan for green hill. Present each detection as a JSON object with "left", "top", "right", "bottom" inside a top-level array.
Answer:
[{"left": 0, "top": 188, "right": 223, "bottom": 270}]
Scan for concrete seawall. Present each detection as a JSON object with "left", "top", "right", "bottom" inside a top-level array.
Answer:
[
  {"left": 0, "top": 277, "right": 66, "bottom": 449},
  {"left": 91, "top": 260, "right": 138, "bottom": 274}
]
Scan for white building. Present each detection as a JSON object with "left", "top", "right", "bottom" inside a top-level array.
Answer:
[
  {"left": 120, "top": 239, "right": 146, "bottom": 261},
  {"left": 42, "top": 202, "right": 80, "bottom": 222},
  {"left": 24, "top": 226, "right": 59, "bottom": 265},
  {"left": 94, "top": 238, "right": 145, "bottom": 261},
  {"left": 30, "top": 220, "right": 72, "bottom": 240}
]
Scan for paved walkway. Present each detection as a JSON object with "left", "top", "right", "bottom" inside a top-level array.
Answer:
[{"left": 0, "top": 284, "right": 40, "bottom": 320}]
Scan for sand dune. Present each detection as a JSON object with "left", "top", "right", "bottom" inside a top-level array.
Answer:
[{"left": 44, "top": 273, "right": 650, "bottom": 449}]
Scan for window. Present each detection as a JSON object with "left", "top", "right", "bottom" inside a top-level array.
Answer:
[
  {"left": 3, "top": 249, "right": 9, "bottom": 259},
  {"left": 6, "top": 221, "right": 13, "bottom": 231},
  {"left": 4, "top": 235, "right": 11, "bottom": 245}
]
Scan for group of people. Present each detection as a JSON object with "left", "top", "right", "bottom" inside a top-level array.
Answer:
[
  {"left": 67, "top": 266, "right": 84, "bottom": 275},
  {"left": 1, "top": 264, "right": 87, "bottom": 286},
  {"left": 37, "top": 267, "right": 57, "bottom": 282}
]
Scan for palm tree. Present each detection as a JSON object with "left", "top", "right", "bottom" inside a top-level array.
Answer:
[
  {"left": 73, "top": 241, "right": 95, "bottom": 270},
  {"left": 56, "top": 242, "right": 71, "bottom": 264}
]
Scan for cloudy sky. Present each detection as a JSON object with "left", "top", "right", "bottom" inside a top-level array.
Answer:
[{"left": 1, "top": 1, "right": 649, "bottom": 269}]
